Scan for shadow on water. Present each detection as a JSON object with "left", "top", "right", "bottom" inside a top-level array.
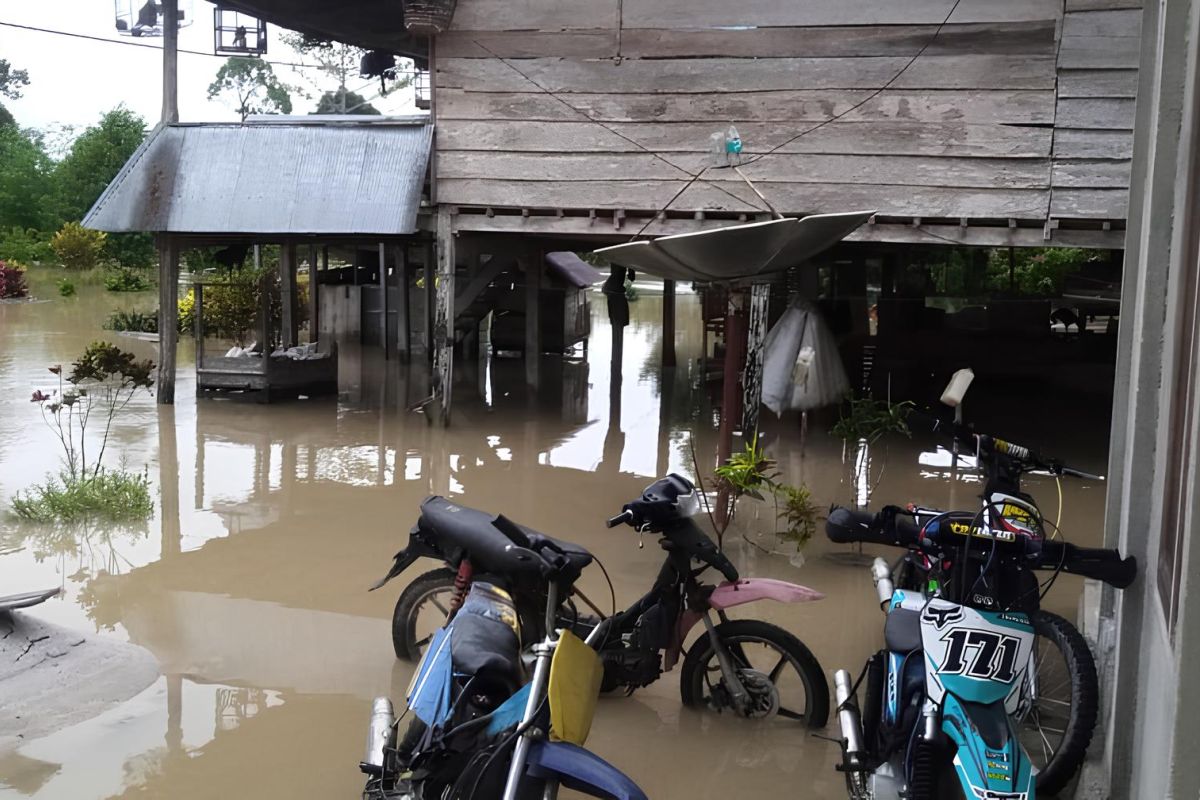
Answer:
[{"left": 0, "top": 286, "right": 1113, "bottom": 798}]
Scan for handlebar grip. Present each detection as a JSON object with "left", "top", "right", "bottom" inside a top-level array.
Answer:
[
  {"left": 826, "top": 506, "right": 922, "bottom": 548},
  {"left": 1038, "top": 541, "right": 1137, "bottom": 589},
  {"left": 1060, "top": 466, "right": 1105, "bottom": 482},
  {"left": 606, "top": 510, "right": 634, "bottom": 529}
]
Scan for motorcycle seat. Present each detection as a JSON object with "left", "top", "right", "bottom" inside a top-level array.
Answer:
[
  {"left": 418, "top": 496, "right": 594, "bottom": 578},
  {"left": 884, "top": 608, "right": 923, "bottom": 653}
]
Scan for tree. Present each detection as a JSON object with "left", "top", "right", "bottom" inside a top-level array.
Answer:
[
  {"left": 281, "top": 32, "right": 409, "bottom": 114},
  {"left": 0, "top": 125, "right": 54, "bottom": 231},
  {"left": 207, "top": 57, "right": 294, "bottom": 121},
  {"left": 0, "top": 59, "right": 30, "bottom": 100},
  {"left": 314, "top": 88, "right": 380, "bottom": 115},
  {"left": 54, "top": 108, "right": 146, "bottom": 222}
]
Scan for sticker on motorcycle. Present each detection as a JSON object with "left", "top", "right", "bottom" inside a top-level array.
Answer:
[{"left": 940, "top": 628, "right": 1023, "bottom": 683}]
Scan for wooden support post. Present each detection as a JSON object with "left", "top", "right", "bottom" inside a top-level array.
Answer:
[
  {"left": 255, "top": 245, "right": 269, "bottom": 350},
  {"left": 161, "top": 0, "right": 179, "bottom": 123},
  {"left": 715, "top": 289, "right": 747, "bottom": 527},
  {"left": 524, "top": 251, "right": 541, "bottom": 389},
  {"left": 424, "top": 242, "right": 436, "bottom": 364},
  {"left": 379, "top": 242, "right": 390, "bottom": 359},
  {"left": 280, "top": 241, "right": 298, "bottom": 348},
  {"left": 432, "top": 207, "right": 456, "bottom": 425},
  {"left": 157, "top": 235, "right": 179, "bottom": 405},
  {"left": 158, "top": 406, "right": 180, "bottom": 556},
  {"left": 396, "top": 243, "right": 410, "bottom": 362},
  {"left": 193, "top": 282, "right": 203, "bottom": 369},
  {"left": 662, "top": 279, "right": 677, "bottom": 368},
  {"left": 308, "top": 243, "right": 320, "bottom": 345},
  {"left": 742, "top": 283, "right": 770, "bottom": 436}
]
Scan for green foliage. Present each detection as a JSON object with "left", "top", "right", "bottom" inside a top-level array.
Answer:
[
  {"left": 103, "top": 309, "right": 159, "bottom": 333},
  {"left": 0, "top": 125, "right": 54, "bottom": 231},
  {"left": 29, "top": 342, "right": 154, "bottom": 487},
  {"left": 831, "top": 397, "right": 913, "bottom": 446},
  {"left": 0, "top": 259, "right": 27, "bottom": 299},
  {"left": 11, "top": 469, "right": 152, "bottom": 522},
  {"left": 208, "top": 57, "right": 294, "bottom": 120},
  {"left": 103, "top": 265, "right": 152, "bottom": 292},
  {"left": 103, "top": 232, "right": 155, "bottom": 268},
  {"left": 52, "top": 108, "right": 147, "bottom": 222},
  {"left": 0, "top": 227, "right": 53, "bottom": 263},
  {"left": 180, "top": 260, "right": 309, "bottom": 346},
  {"left": 0, "top": 58, "right": 30, "bottom": 101},
  {"left": 57, "top": 279, "right": 76, "bottom": 297},
  {"left": 314, "top": 88, "right": 380, "bottom": 115},
  {"left": 775, "top": 483, "right": 818, "bottom": 550},
  {"left": 51, "top": 222, "right": 107, "bottom": 270},
  {"left": 714, "top": 434, "right": 778, "bottom": 502}
]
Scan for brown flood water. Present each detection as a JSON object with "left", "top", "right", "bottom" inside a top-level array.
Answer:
[{"left": 0, "top": 282, "right": 1112, "bottom": 799}]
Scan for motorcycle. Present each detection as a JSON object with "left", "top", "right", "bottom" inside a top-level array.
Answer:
[
  {"left": 374, "top": 474, "right": 831, "bottom": 727},
  {"left": 826, "top": 413, "right": 1137, "bottom": 799},
  {"left": 361, "top": 512, "right": 646, "bottom": 800}
]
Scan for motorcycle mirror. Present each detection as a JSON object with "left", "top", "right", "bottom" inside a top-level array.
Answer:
[{"left": 939, "top": 368, "right": 974, "bottom": 408}]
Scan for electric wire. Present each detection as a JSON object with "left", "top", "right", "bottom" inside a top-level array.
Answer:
[{"left": 0, "top": 19, "right": 420, "bottom": 74}]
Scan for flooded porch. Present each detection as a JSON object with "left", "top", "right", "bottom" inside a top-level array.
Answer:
[{"left": 0, "top": 282, "right": 1111, "bottom": 799}]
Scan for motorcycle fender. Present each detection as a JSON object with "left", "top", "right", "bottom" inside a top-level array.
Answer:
[
  {"left": 941, "top": 694, "right": 1034, "bottom": 799},
  {"left": 368, "top": 529, "right": 443, "bottom": 591},
  {"left": 526, "top": 741, "right": 648, "bottom": 800},
  {"left": 665, "top": 579, "right": 825, "bottom": 670}
]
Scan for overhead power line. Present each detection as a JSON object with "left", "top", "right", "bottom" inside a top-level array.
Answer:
[{"left": 0, "top": 19, "right": 418, "bottom": 75}]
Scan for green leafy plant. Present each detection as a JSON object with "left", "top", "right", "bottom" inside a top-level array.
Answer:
[
  {"left": 103, "top": 265, "right": 151, "bottom": 292},
  {"left": 831, "top": 396, "right": 913, "bottom": 446},
  {"left": 57, "top": 278, "right": 76, "bottom": 297},
  {"left": 102, "top": 309, "right": 158, "bottom": 333},
  {"left": 714, "top": 434, "right": 778, "bottom": 502},
  {"left": 0, "top": 227, "right": 53, "bottom": 264},
  {"left": 0, "top": 258, "right": 27, "bottom": 298},
  {"left": 775, "top": 483, "right": 819, "bottom": 551},
  {"left": 51, "top": 222, "right": 106, "bottom": 270},
  {"left": 12, "top": 469, "right": 152, "bottom": 522}
]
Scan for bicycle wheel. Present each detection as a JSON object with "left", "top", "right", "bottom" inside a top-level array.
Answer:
[
  {"left": 1017, "top": 610, "right": 1099, "bottom": 795},
  {"left": 679, "top": 619, "right": 830, "bottom": 728},
  {"left": 392, "top": 568, "right": 456, "bottom": 660}
]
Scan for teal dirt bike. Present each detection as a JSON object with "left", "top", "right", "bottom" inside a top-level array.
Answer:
[{"left": 826, "top": 413, "right": 1136, "bottom": 799}]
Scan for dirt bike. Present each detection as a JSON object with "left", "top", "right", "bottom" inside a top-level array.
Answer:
[
  {"left": 826, "top": 413, "right": 1137, "bottom": 799},
  {"left": 373, "top": 474, "right": 831, "bottom": 727},
  {"left": 361, "top": 538, "right": 646, "bottom": 799}
]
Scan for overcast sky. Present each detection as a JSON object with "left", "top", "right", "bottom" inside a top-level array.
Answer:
[{"left": 1, "top": 0, "right": 419, "bottom": 134}]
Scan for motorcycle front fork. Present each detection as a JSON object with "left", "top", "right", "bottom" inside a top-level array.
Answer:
[{"left": 701, "top": 611, "right": 751, "bottom": 713}]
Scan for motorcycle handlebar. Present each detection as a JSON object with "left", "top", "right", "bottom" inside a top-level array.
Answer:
[
  {"left": 606, "top": 509, "right": 634, "bottom": 529},
  {"left": 826, "top": 506, "right": 922, "bottom": 548},
  {"left": 1039, "top": 540, "right": 1137, "bottom": 589}
]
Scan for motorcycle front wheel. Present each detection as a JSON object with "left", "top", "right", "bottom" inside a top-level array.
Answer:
[
  {"left": 679, "top": 619, "right": 830, "bottom": 727},
  {"left": 1018, "top": 610, "right": 1100, "bottom": 795}
]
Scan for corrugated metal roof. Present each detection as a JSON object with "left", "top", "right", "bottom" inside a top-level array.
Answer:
[{"left": 83, "top": 120, "right": 432, "bottom": 235}]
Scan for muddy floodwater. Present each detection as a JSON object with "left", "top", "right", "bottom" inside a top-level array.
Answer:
[{"left": 0, "top": 282, "right": 1112, "bottom": 799}]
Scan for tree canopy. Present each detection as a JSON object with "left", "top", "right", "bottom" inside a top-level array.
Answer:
[
  {"left": 53, "top": 108, "right": 146, "bottom": 222},
  {"left": 207, "top": 57, "right": 294, "bottom": 121},
  {"left": 0, "top": 59, "right": 30, "bottom": 101},
  {"left": 0, "top": 125, "right": 54, "bottom": 231},
  {"left": 314, "top": 88, "right": 380, "bottom": 115}
]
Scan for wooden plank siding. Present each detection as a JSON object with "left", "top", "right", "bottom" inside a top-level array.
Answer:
[
  {"left": 433, "top": 0, "right": 1143, "bottom": 239},
  {"left": 1049, "top": 4, "right": 1142, "bottom": 227}
]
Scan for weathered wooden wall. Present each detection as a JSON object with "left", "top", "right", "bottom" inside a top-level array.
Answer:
[{"left": 434, "top": 0, "right": 1141, "bottom": 239}]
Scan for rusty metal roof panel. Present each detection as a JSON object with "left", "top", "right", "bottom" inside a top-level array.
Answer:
[{"left": 83, "top": 120, "right": 432, "bottom": 235}]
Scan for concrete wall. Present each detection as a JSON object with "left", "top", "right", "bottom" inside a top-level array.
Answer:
[{"left": 1100, "top": 0, "right": 1200, "bottom": 796}]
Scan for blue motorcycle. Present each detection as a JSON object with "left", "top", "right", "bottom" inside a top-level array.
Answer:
[{"left": 826, "top": 415, "right": 1137, "bottom": 799}]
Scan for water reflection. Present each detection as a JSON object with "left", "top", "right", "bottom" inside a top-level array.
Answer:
[{"left": 0, "top": 285, "right": 1113, "bottom": 799}]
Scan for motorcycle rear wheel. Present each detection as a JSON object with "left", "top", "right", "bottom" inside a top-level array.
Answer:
[
  {"left": 679, "top": 619, "right": 830, "bottom": 727},
  {"left": 392, "top": 568, "right": 457, "bottom": 660}
]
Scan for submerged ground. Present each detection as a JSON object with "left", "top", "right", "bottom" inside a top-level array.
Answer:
[{"left": 0, "top": 282, "right": 1111, "bottom": 799}]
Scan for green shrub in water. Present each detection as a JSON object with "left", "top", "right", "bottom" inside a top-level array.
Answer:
[
  {"left": 51, "top": 222, "right": 106, "bottom": 271},
  {"left": 103, "top": 308, "right": 158, "bottom": 333},
  {"left": 12, "top": 469, "right": 152, "bottom": 522},
  {"left": 103, "top": 265, "right": 152, "bottom": 292},
  {"left": 57, "top": 279, "right": 76, "bottom": 297}
]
